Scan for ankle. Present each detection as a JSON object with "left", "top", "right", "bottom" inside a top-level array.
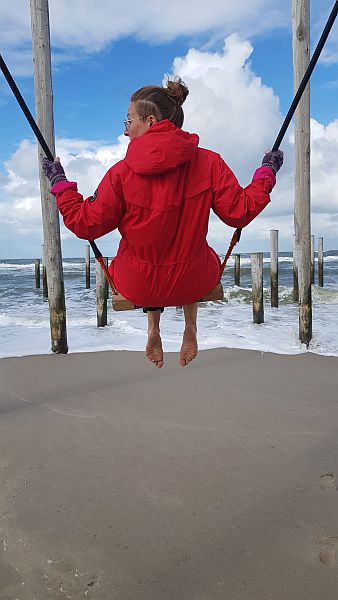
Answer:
[
  {"left": 184, "top": 323, "right": 197, "bottom": 334},
  {"left": 148, "top": 326, "right": 160, "bottom": 336}
]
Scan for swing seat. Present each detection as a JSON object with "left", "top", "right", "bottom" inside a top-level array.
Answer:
[
  {"left": 112, "top": 292, "right": 140, "bottom": 311},
  {"left": 112, "top": 283, "right": 224, "bottom": 311},
  {"left": 199, "top": 282, "right": 224, "bottom": 302}
]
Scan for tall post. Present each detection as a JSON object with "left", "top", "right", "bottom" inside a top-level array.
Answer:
[
  {"left": 270, "top": 230, "right": 278, "bottom": 308},
  {"left": 96, "top": 258, "right": 108, "bottom": 327},
  {"left": 85, "top": 244, "right": 91, "bottom": 289},
  {"left": 34, "top": 258, "right": 40, "bottom": 289},
  {"left": 318, "top": 237, "right": 324, "bottom": 287},
  {"left": 30, "top": 0, "right": 68, "bottom": 353},
  {"left": 251, "top": 253, "right": 264, "bottom": 324},
  {"left": 42, "top": 244, "right": 48, "bottom": 298},
  {"left": 293, "top": 0, "right": 312, "bottom": 345},
  {"left": 293, "top": 234, "right": 299, "bottom": 302},
  {"left": 310, "top": 234, "right": 315, "bottom": 284},
  {"left": 234, "top": 254, "right": 240, "bottom": 286}
]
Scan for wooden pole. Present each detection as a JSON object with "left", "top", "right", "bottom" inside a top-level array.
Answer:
[
  {"left": 30, "top": 0, "right": 68, "bottom": 353},
  {"left": 310, "top": 234, "right": 315, "bottom": 284},
  {"left": 251, "top": 253, "right": 264, "bottom": 324},
  {"left": 85, "top": 244, "right": 90, "bottom": 289},
  {"left": 42, "top": 244, "right": 48, "bottom": 298},
  {"left": 293, "top": 234, "right": 299, "bottom": 302},
  {"left": 318, "top": 237, "right": 324, "bottom": 287},
  {"left": 234, "top": 254, "right": 240, "bottom": 286},
  {"left": 106, "top": 258, "right": 110, "bottom": 301},
  {"left": 34, "top": 258, "right": 40, "bottom": 289},
  {"left": 293, "top": 0, "right": 312, "bottom": 344},
  {"left": 96, "top": 257, "right": 108, "bottom": 327},
  {"left": 270, "top": 230, "right": 278, "bottom": 308}
]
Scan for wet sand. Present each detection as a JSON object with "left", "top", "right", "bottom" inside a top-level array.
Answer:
[{"left": 0, "top": 348, "right": 338, "bottom": 599}]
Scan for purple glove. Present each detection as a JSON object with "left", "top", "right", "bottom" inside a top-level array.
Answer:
[
  {"left": 261, "top": 150, "right": 284, "bottom": 175},
  {"left": 42, "top": 157, "right": 67, "bottom": 187}
]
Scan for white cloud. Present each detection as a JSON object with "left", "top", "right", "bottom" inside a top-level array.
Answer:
[
  {"left": 310, "top": 118, "right": 338, "bottom": 219},
  {"left": 1, "top": 0, "right": 288, "bottom": 76},
  {"left": 171, "top": 34, "right": 284, "bottom": 175},
  {"left": 1, "top": 36, "right": 338, "bottom": 258}
]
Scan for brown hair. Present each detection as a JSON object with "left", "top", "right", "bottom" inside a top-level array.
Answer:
[{"left": 131, "top": 77, "right": 189, "bottom": 128}]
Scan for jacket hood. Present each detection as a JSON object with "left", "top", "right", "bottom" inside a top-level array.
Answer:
[{"left": 124, "top": 119, "right": 199, "bottom": 175}]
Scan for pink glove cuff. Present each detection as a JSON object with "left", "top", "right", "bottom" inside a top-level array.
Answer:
[
  {"left": 252, "top": 166, "right": 276, "bottom": 190},
  {"left": 50, "top": 180, "right": 77, "bottom": 199}
]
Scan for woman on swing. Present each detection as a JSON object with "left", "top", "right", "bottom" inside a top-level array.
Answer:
[{"left": 42, "top": 78, "right": 283, "bottom": 369}]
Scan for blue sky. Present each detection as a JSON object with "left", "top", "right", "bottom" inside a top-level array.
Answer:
[{"left": 1, "top": 0, "right": 338, "bottom": 258}]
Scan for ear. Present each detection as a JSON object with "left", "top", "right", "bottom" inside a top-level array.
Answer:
[{"left": 148, "top": 114, "right": 158, "bottom": 127}]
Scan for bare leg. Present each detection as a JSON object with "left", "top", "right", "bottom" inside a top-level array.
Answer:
[
  {"left": 145, "top": 310, "right": 164, "bottom": 368},
  {"left": 180, "top": 303, "right": 198, "bottom": 367}
]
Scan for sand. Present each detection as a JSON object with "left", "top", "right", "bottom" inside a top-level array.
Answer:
[{"left": 0, "top": 347, "right": 338, "bottom": 599}]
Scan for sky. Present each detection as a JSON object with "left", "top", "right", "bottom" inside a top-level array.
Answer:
[{"left": 1, "top": 0, "right": 338, "bottom": 259}]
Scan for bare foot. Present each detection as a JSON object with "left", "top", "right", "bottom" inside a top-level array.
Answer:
[
  {"left": 146, "top": 330, "right": 164, "bottom": 368},
  {"left": 180, "top": 326, "right": 198, "bottom": 367}
]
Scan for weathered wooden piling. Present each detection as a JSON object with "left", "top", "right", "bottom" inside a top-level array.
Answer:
[
  {"left": 293, "top": 0, "right": 312, "bottom": 345},
  {"left": 42, "top": 244, "right": 48, "bottom": 298},
  {"left": 318, "top": 237, "right": 324, "bottom": 287},
  {"left": 293, "top": 234, "right": 299, "bottom": 302},
  {"left": 270, "top": 230, "right": 278, "bottom": 308},
  {"left": 310, "top": 234, "right": 315, "bottom": 284},
  {"left": 234, "top": 254, "right": 240, "bottom": 286},
  {"left": 85, "top": 245, "right": 90, "bottom": 289},
  {"left": 96, "top": 257, "right": 108, "bottom": 327},
  {"left": 251, "top": 252, "right": 264, "bottom": 324},
  {"left": 31, "top": 0, "right": 68, "bottom": 353},
  {"left": 34, "top": 259, "right": 40, "bottom": 289}
]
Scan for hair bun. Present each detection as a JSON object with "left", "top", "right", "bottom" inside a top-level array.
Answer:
[{"left": 165, "top": 77, "right": 189, "bottom": 106}]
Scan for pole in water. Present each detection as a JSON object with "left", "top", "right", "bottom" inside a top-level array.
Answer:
[
  {"left": 270, "top": 230, "right": 278, "bottom": 308},
  {"left": 34, "top": 258, "right": 41, "bottom": 289},
  {"left": 251, "top": 253, "right": 264, "bottom": 324},
  {"left": 318, "top": 237, "right": 324, "bottom": 287},
  {"left": 85, "top": 244, "right": 91, "bottom": 289},
  {"left": 96, "top": 257, "right": 109, "bottom": 327}
]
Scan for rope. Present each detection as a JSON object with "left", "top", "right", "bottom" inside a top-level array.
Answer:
[
  {"left": 220, "top": 228, "right": 241, "bottom": 277},
  {"left": 96, "top": 256, "right": 118, "bottom": 295}
]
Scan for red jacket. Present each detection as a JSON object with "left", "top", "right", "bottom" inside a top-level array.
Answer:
[{"left": 53, "top": 120, "right": 275, "bottom": 307}]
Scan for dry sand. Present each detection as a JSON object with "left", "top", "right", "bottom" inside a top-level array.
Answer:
[{"left": 0, "top": 347, "right": 338, "bottom": 599}]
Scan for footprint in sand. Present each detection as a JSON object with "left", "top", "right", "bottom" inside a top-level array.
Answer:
[
  {"left": 317, "top": 474, "right": 338, "bottom": 567},
  {"left": 319, "top": 536, "right": 338, "bottom": 567},
  {"left": 320, "top": 473, "right": 337, "bottom": 493}
]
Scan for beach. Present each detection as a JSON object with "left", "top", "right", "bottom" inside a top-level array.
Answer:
[{"left": 1, "top": 347, "right": 338, "bottom": 599}]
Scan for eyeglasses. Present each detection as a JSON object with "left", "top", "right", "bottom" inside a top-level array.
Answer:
[{"left": 124, "top": 116, "right": 146, "bottom": 130}]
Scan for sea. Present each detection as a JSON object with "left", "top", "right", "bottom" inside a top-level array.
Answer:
[{"left": 1, "top": 252, "right": 338, "bottom": 359}]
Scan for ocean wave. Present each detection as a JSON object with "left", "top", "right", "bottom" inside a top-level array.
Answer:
[
  {"left": 0, "top": 263, "right": 35, "bottom": 272},
  {"left": 322, "top": 255, "right": 338, "bottom": 263},
  {"left": 0, "top": 312, "right": 49, "bottom": 327},
  {"left": 312, "top": 287, "right": 338, "bottom": 305}
]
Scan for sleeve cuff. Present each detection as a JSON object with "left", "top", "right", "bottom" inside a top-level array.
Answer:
[
  {"left": 252, "top": 166, "right": 276, "bottom": 189},
  {"left": 50, "top": 180, "right": 78, "bottom": 198}
]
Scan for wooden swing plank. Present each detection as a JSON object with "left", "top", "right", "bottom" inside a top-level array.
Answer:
[{"left": 112, "top": 283, "right": 224, "bottom": 311}]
